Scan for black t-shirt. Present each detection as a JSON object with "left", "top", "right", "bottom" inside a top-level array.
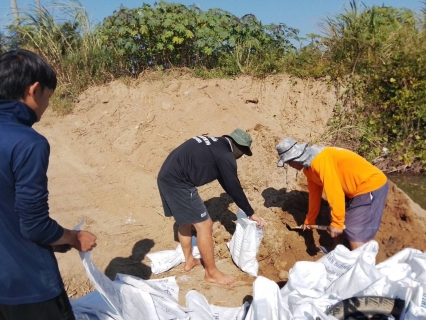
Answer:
[{"left": 158, "top": 136, "right": 254, "bottom": 216}]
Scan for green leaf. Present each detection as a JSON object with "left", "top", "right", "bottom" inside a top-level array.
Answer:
[
  {"left": 172, "top": 36, "right": 184, "bottom": 44},
  {"left": 203, "top": 47, "right": 213, "bottom": 55},
  {"left": 185, "top": 30, "right": 194, "bottom": 38},
  {"left": 139, "top": 25, "right": 148, "bottom": 35}
]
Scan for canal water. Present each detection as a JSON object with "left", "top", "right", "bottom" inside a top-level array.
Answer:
[{"left": 387, "top": 174, "right": 426, "bottom": 210}]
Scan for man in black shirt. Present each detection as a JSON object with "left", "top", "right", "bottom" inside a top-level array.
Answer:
[{"left": 158, "top": 128, "right": 265, "bottom": 285}]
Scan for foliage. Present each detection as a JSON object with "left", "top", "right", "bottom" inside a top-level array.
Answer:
[
  {"left": 0, "top": 32, "right": 6, "bottom": 54},
  {"left": 6, "top": 0, "right": 115, "bottom": 113},
  {"left": 1, "top": 0, "right": 424, "bottom": 171},
  {"left": 319, "top": 1, "right": 426, "bottom": 171},
  {"left": 281, "top": 34, "right": 330, "bottom": 78},
  {"left": 97, "top": 2, "right": 298, "bottom": 76}
]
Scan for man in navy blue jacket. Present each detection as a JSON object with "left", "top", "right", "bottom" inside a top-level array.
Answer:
[
  {"left": 158, "top": 129, "right": 266, "bottom": 285},
  {"left": 0, "top": 50, "right": 97, "bottom": 320}
]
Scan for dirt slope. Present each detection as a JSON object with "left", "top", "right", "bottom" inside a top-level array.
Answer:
[{"left": 35, "top": 72, "right": 426, "bottom": 307}]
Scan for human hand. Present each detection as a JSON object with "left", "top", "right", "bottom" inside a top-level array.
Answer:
[
  {"left": 249, "top": 213, "right": 267, "bottom": 228},
  {"left": 327, "top": 225, "right": 344, "bottom": 238},
  {"left": 302, "top": 224, "right": 310, "bottom": 231},
  {"left": 73, "top": 230, "right": 97, "bottom": 252}
]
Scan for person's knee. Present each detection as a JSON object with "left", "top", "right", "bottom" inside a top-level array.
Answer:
[
  {"left": 193, "top": 218, "right": 213, "bottom": 233},
  {"left": 178, "top": 223, "right": 193, "bottom": 235},
  {"left": 349, "top": 241, "right": 366, "bottom": 250}
]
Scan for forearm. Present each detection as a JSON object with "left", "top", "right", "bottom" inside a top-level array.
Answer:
[
  {"left": 49, "top": 228, "right": 79, "bottom": 247},
  {"left": 50, "top": 229, "right": 98, "bottom": 252},
  {"left": 330, "top": 210, "right": 345, "bottom": 229},
  {"left": 19, "top": 210, "right": 65, "bottom": 245},
  {"left": 305, "top": 183, "right": 322, "bottom": 224},
  {"left": 324, "top": 189, "right": 346, "bottom": 229},
  {"left": 219, "top": 174, "right": 254, "bottom": 215}
]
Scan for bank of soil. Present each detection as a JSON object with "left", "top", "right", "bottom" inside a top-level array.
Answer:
[{"left": 35, "top": 73, "right": 426, "bottom": 307}]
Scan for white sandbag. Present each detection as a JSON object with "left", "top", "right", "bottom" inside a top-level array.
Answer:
[
  {"left": 288, "top": 296, "right": 340, "bottom": 320},
  {"left": 209, "top": 303, "right": 248, "bottom": 320},
  {"left": 147, "top": 250, "right": 183, "bottom": 275},
  {"left": 227, "top": 209, "right": 263, "bottom": 276},
  {"left": 377, "top": 249, "right": 426, "bottom": 283},
  {"left": 405, "top": 284, "right": 426, "bottom": 319},
  {"left": 79, "top": 252, "right": 124, "bottom": 319},
  {"left": 281, "top": 261, "right": 329, "bottom": 302},
  {"left": 80, "top": 251, "right": 158, "bottom": 319},
  {"left": 280, "top": 261, "right": 337, "bottom": 317},
  {"left": 376, "top": 248, "right": 422, "bottom": 269},
  {"left": 406, "top": 305, "right": 426, "bottom": 320},
  {"left": 316, "top": 241, "right": 379, "bottom": 290},
  {"left": 185, "top": 290, "right": 247, "bottom": 320},
  {"left": 147, "top": 236, "right": 200, "bottom": 275},
  {"left": 373, "top": 248, "right": 426, "bottom": 318},
  {"left": 325, "top": 250, "right": 382, "bottom": 299},
  {"left": 78, "top": 252, "right": 190, "bottom": 320},
  {"left": 359, "top": 268, "right": 418, "bottom": 316},
  {"left": 72, "top": 291, "right": 117, "bottom": 320},
  {"left": 116, "top": 274, "right": 189, "bottom": 319},
  {"left": 245, "top": 276, "right": 293, "bottom": 320},
  {"left": 408, "top": 253, "right": 426, "bottom": 283},
  {"left": 281, "top": 242, "right": 379, "bottom": 318}
]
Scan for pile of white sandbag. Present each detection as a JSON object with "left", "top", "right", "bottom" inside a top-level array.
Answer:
[{"left": 72, "top": 211, "right": 426, "bottom": 319}]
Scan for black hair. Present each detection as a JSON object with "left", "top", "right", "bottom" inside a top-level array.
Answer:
[{"left": 0, "top": 49, "right": 57, "bottom": 101}]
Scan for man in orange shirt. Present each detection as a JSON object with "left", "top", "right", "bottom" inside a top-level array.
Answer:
[{"left": 276, "top": 137, "right": 389, "bottom": 250}]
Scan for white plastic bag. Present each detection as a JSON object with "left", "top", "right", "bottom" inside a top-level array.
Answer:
[
  {"left": 146, "top": 250, "right": 183, "bottom": 275},
  {"left": 245, "top": 276, "right": 293, "bottom": 320},
  {"left": 76, "top": 251, "right": 190, "bottom": 320},
  {"left": 316, "top": 241, "right": 379, "bottom": 290},
  {"left": 71, "top": 291, "right": 117, "bottom": 320},
  {"left": 325, "top": 250, "right": 382, "bottom": 299},
  {"left": 227, "top": 209, "right": 263, "bottom": 276},
  {"left": 79, "top": 252, "right": 124, "bottom": 319},
  {"left": 147, "top": 236, "right": 200, "bottom": 274},
  {"left": 185, "top": 290, "right": 247, "bottom": 320}
]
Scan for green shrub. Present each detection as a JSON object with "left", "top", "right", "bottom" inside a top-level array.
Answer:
[
  {"left": 319, "top": 1, "right": 425, "bottom": 171},
  {"left": 97, "top": 2, "right": 297, "bottom": 75}
]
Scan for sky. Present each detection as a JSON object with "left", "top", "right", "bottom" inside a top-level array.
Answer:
[{"left": 0, "top": 0, "right": 423, "bottom": 38}]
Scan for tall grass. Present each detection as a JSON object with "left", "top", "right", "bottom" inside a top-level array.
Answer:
[
  {"left": 317, "top": 0, "right": 426, "bottom": 171},
  {"left": 10, "top": 0, "right": 116, "bottom": 113}
]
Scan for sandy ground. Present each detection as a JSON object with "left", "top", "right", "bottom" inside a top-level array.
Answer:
[{"left": 35, "top": 72, "right": 426, "bottom": 308}]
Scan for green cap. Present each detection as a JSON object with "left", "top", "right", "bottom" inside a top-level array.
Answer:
[{"left": 225, "top": 128, "right": 253, "bottom": 156}]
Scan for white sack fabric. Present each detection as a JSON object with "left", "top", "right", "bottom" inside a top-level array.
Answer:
[
  {"left": 227, "top": 209, "right": 264, "bottom": 276},
  {"left": 185, "top": 290, "right": 248, "bottom": 320},
  {"left": 245, "top": 276, "right": 293, "bottom": 320},
  {"left": 147, "top": 236, "right": 200, "bottom": 274},
  {"left": 72, "top": 237, "right": 426, "bottom": 319},
  {"left": 73, "top": 251, "right": 189, "bottom": 319}
]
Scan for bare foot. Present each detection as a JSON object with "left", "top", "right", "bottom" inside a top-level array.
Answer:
[
  {"left": 184, "top": 257, "right": 201, "bottom": 272},
  {"left": 205, "top": 269, "right": 236, "bottom": 285}
]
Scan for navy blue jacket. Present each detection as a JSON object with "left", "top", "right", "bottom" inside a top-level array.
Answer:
[
  {"left": 158, "top": 136, "right": 254, "bottom": 216},
  {"left": 0, "top": 100, "right": 64, "bottom": 305}
]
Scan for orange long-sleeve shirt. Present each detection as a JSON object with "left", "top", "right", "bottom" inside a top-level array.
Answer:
[{"left": 303, "top": 147, "right": 387, "bottom": 229}]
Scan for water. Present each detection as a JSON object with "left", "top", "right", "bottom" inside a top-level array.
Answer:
[{"left": 388, "top": 174, "right": 426, "bottom": 210}]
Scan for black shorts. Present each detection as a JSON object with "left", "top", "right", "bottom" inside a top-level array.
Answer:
[
  {"left": 344, "top": 181, "right": 389, "bottom": 242},
  {"left": 157, "top": 179, "right": 210, "bottom": 225},
  {"left": 0, "top": 289, "right": 75, "bottom": 320}
]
